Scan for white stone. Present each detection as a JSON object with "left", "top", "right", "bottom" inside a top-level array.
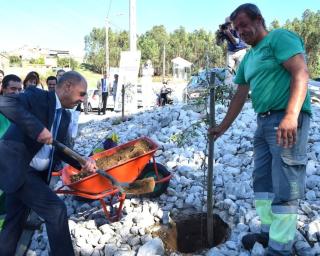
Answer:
[
  {"left": 137, "top": 238, "right": 165, "bottom": 256},
  {"left": 206, "top": 248, "right": 225, "bottom": 256},
  {"left": 306, "top": 190, "right": 317, "bottom": 201},
  {"left": 307, "top": 219, "right": 320, "bottom": 242},
  {"left": 99, "top": 224, "right": 115, "bottom": 235},
  {"left": 306, "top": 160, "right": 317, "bottom": 176},
  {"left": 251, "top": 242, "right": 265, "bottom": 256},
  {"left": 85, "top": 220, "right": 97, "bottom": 230},
  {"left": 185, "top": 194, "right": 195, "bottom": 207}
]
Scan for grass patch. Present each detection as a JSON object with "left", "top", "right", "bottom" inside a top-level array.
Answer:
[{"left": 76, "top": 68, "right": 101, "bottom": 89}]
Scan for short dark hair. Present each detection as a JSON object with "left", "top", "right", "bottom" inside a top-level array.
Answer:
[
  {"left": 2, "top": 74, "right": 21, "bottom": 89},
  {"left": 56, "top": 71, "right": 86, "bottom": 88},
  {"left": 46, "top": 76, "right": 57, "bottom": 84},
  {"left": 0, "top": 70, "right": 4, "bottom": 76},
  {"left": 56, "top": 69, "right": 65, "bottom": 75},
  {"left": 230, "top": 3, "right": 266, "bottom": 29}
]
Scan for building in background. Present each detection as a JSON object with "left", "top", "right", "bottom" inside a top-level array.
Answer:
[
  {"left": 0, "top": 54, "right": 9, "bottom": 70},
  {"left": 171, "top": 57, "right": 192, "bottom": 80},
  {"left": 5, "top": 45, "right": 74, "bottom": 68}
]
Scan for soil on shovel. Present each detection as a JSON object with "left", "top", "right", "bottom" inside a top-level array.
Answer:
[
  {"left": 153, "top": 213, "right": 230, "bottom": 254},
  {"left": 70, "top": 139, "right": 152, "bottom": 183}
]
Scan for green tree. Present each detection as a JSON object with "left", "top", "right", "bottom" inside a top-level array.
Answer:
[
  {"left": 143, "top": 25, "right": 168, "bottom": 74},
  {"left": 84, "top": 27, "right": 129, "bottom": 73},
  {"left": 57, "top": 57, "right": 79, "bottom": 69},
  {"left": 283, "top": 10, "right": 320, "bottom": 77},
  {"left": 269, "top": 19, "right": 281, "bottom": 30},
  {"left": 9, "top": 55, "right": 21, "bottom": 66},
  {"left": 84, "top": 27, "right": 106, "bottom": 73},
  {"left": 110, "top": 30, "right": 129, "bottom": 67},
  {"left": 29, "top": 57, "right": 44, "bottom": 65}
]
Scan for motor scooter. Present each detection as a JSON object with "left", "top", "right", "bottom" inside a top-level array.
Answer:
[{"left": 157, "top": 86, "right": 173, "bottom": 106}]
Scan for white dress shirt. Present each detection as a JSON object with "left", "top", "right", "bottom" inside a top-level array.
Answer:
[
  {"left": 30, "top": 94, "right": 62, "bottom": 171},
  {"left": 68, "top": 107, "right": 80, "bottom": 139}
]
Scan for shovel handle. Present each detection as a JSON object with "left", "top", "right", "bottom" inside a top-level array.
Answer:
[
  {"left": 96, "top": 169, "right": 117, "bottom": 185},
  {"left": 96, "top": 170, "right": 126, "bottom": 193},
  {"left": 52, "top": 140, "right": 126, "bottom": 193},
  {"left": 52, "top": 139, "right": 87, "bottom": 166}
]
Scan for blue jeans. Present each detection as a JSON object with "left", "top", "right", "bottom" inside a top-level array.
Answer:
[
  {"left": 253, "top": 111, "right": 310, "bottom": 255},
  {"left": 253, "top": 111, "right": 310, "bottom": 207}
]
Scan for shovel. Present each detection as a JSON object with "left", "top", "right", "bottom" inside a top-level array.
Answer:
[{"left": 52, "top": 139, "right": 155, "bottom": 195}]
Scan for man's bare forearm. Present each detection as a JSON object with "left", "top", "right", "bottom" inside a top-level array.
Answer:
[
  {"left": 286, "top": 70, "right": 308, "bottom": 118},
  {"left": 283, "top": 54, "right": 309, "bottom": 119}
]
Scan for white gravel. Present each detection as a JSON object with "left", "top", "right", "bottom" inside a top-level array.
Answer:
[{"left": 27, "top": 99, "right": 320, "bottom": 256}]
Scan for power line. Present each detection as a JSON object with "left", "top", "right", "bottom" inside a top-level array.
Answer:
[{"left": 107, "top": 0, "right": 113, "bottom": 18}]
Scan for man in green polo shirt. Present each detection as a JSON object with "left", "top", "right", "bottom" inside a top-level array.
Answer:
[
  {"left": 0, "top": 74, "right": 22, "bottom": 230},
  {"left": 209, "top": 3, "right": 311, "bottom": 256},
  {"left": 0, "top": 74, "right": 22, "bottom": 137}
]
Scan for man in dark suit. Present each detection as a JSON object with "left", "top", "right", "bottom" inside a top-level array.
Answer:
[
  {"left": 97, "top": 73, "right": 109, "bottom": 115},
  {"left": 0, "top": 71, "right": 96, "bottom": 256}
]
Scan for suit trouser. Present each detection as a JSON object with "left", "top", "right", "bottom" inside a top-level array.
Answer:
[
  {"left": 102, "top": 92, "right": 108, "bottom": 114},
  {"left": 0, "top": 168, "right": 74, "bottom": 256},
  {"left": 253, "top": 111, "right": 310, "bottom": 256}
]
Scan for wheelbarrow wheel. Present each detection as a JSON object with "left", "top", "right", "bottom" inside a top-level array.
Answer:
[{"left": 138, "top": 163, "right": 170, "bottom": 197}]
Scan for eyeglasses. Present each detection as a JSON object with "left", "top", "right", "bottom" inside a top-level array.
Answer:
[{"left": 79, "top": 92, "right": 87, "bottom": 97}]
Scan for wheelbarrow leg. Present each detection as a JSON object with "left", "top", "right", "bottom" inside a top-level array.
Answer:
[
  {"left": 99, "top": 199, "right": 111, "bottom": 220},
  {"left": 115, "top": 194, "right": 126, "bottom": 221},
  {"left": 99, "top": 193, "right": 126, "bottom": 222},
  {"left": 152, "top": 156, "right": 159, "bottom": 179}
]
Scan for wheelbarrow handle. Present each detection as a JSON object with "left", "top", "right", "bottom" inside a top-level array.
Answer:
[{"left": 52, "top": 139, "right": 87, "bottom": 166}]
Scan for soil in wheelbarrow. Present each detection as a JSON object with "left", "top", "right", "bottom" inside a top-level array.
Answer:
[
  {"left": 71, "top": 139, "right": 153, "bottom": 183},
  {"left": 152, "top": 213, "right": 230, "bottom": 254}
]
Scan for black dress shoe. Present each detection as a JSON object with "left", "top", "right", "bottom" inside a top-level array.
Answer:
[{"left": 242, "top": 232, "right": 269, "bottom": 250}]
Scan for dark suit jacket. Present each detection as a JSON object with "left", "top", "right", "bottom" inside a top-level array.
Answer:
[{"left": 0, "top": 87, "right": 80, "bottom": 193}]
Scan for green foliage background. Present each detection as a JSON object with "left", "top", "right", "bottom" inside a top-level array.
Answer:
[
  {"left": 84, "top": 25, "right": 224, "bottom": 75},
  {"left": 282, "top": 9, "right": 320, "bottom": 78},
  {"left": 84, "top": 9, "right": 320, "bottom": 78}
]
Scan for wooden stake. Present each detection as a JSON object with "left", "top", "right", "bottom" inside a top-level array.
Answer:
[{"left": 207, "top": 72, "right": 216, "bottom": 247}]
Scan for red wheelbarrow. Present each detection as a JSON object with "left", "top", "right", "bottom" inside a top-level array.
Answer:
[{"left": 52, "top": 137, "right": 172, "bottom": 221}]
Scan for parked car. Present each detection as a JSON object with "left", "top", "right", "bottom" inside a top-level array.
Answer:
[
  {"left": 86, "top": 89, "right": 99, "bottom": 112},
  {"left": 183, "top": 68, "right": 235, "bottom": 104},
  {"left": 83, "top": 89, "right": 115, "bottom": 112}
]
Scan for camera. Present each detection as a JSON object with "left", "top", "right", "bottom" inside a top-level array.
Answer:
[
  {"left": 216, "top": 22, "right": 231, "bottom": 45},
  {"left": 220, "top": 23, "right": 229, "bottom": 30}
]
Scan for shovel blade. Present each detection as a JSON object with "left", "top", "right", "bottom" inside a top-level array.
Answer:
[{"left": 124, "top": 177, "right": 155, "bottom": 195}]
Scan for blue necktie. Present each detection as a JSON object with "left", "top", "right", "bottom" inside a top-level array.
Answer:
[
  {"left": 102, "top": 79, "right": 107, "bottom": 92},
  {"left": 52, "top": 108, "right": 62, "bottom": 139},
  {"left": 48, "top": 108, "right": 62, "bottom": 180}
]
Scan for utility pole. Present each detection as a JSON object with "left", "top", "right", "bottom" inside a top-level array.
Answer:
[
  {"left": 105, "top": 18, "right": 109, "bottom": 74},
  {"left": 162, "top": 44, "right": 166, "bottom": 82},
  {"left": 129, "top": 0, "right": 137, "bottom": 51}
]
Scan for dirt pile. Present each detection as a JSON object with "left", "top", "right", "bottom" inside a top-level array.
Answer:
[
  {"left": 71, "top": 139, "right": 152, "bottom": 183},
  {"left": 153, "top": 213, "right": 230, "bottom": 254}
]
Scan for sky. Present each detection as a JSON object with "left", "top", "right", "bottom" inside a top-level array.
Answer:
[{"left": 1, "top": 0, "right": 319, "bottom": 57}]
